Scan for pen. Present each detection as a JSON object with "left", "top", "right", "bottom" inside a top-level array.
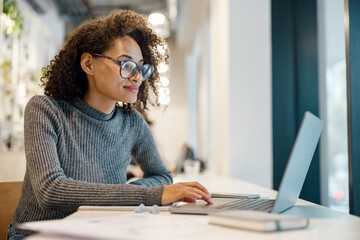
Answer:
[{"left": 210, "top": 193, "right": 261, "bottom": 199}]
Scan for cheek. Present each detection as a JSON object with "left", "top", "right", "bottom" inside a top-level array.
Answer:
[
  {"left": 110, "top": 66, "right": 120, "bottom": 77},
  {"left": 101, "top": 65, "right": 119, "bottom": 79},
  {"left": 97, "top": 66, "right": 122, "bottom": 84}
]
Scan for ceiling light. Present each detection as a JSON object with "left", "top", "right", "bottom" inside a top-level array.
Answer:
[{"left": 148, "top": 13, "right": 165, "bottom": 25}]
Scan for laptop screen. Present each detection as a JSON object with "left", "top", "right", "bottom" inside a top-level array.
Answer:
[{"left": 272, "top": 111, "right": 324, "bottom": 213}]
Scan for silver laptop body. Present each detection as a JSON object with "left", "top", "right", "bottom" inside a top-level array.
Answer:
[{"left": 170, "top": 111, "right": 324, "bottom": 215}]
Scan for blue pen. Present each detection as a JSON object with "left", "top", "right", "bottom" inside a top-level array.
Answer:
[{"left": 210, "top": 193, "right": 261, "bottom": 199}]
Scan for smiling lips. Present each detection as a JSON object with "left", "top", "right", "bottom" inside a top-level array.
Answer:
[{"left": 124, "top": 86, "right": 139, "bottom": 93}]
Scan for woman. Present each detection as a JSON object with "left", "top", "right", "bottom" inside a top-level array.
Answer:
[{"left": 7, "top": 9, "right": 211, "bottom": 239}]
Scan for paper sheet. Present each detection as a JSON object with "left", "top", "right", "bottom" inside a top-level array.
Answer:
[
  {"left": 20, "top": 213, "right": 212, "bottom": 240},
  {"left": 78, "top": 205, "right": 171, "bottom": 211}
]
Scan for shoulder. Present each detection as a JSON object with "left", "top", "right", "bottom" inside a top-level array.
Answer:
[
  {"left": 25, "top": 95, "right": 66, "bottom": 120},
  {"left": 129, "top": 108, "right": 148, "bottom": 127},
  {"left": 115, "top": 108, "right": 150, "bottom": 139},
  {"left": 131, "top": 108, "right": 146, "bottom": 120},
  {"left": 26, "top": 95, "right": 58, "bottom": 109}
]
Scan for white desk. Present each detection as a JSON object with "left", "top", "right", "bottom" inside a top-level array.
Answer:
[{"left": 26, "top": 173, "right": 360, "bottom": 240}]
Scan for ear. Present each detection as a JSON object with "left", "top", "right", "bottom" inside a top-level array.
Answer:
[{"left": 81, "top": 52, "right": 94, "bottom": 75}]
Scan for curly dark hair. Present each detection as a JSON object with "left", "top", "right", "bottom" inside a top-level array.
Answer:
[{"left": 41, "top": 9, "right": 169, "bottom": 112}]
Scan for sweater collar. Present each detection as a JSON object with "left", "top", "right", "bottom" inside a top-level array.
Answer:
[{"left": 71, "top": 97, "right": 115, "bottom": 121}]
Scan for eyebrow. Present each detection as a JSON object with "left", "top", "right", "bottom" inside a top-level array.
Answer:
[{"left": 118, "top": 54, "right": 144, "bottom": 62}]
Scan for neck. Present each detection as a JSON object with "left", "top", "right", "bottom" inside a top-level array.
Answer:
[{"left": 83, "top": 91, "right": 116, "bottom": 114}]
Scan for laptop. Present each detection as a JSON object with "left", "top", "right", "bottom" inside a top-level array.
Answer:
[{"left": 170, "top": 111, "right": 324, "bottom": 215}]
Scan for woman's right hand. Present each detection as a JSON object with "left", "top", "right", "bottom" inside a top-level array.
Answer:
[{"left": 161, "top": 182, "right": 213, "bottom": 205}]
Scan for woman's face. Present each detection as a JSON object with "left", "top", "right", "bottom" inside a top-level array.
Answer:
[{"left": 90, "top": 36, "right": 144, "bottom": 104}]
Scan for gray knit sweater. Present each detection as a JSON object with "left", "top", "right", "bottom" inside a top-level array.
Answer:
[{"left": 12, "top": 95, "right": 173, "bottom": 235}]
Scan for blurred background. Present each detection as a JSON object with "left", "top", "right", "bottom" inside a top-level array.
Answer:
[{"left": 0, "top": 0, "right": 351, "bottom": 214}]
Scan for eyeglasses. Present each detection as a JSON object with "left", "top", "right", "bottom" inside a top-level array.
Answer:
[{"left": 91, "top": 53, "right": 154, "bottom": 81}]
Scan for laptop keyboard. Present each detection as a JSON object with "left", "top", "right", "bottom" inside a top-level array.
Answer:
[{"left": 213, "top": 198, "right": 275, "bottom": 212}]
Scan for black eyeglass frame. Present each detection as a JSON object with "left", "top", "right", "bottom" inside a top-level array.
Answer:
[{"left": 90, "top": 53, "right": 154, "bottom": 81}]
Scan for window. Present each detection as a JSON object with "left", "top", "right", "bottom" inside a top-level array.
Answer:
[{"left": 318, "top": 0, "right": 349, "bottom": 213}]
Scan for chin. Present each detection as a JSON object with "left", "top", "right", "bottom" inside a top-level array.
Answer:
[
  {"left": 118, "top": 98, "right": 137, "bottom": 104},
  {"left": 128, "top": 98, "right": 137, "bottom": 104}
]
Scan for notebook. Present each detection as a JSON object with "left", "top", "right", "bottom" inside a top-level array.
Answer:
[
  {"left": 170, "top": 111, "right": 324, "bottom": 215},
  {"left": 209, "top": 210, "right": 309, "bottom": 232}
]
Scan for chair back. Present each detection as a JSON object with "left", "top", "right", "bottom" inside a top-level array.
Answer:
[{"left": 0, "top": 182, "right": 23, "bottom": 240}]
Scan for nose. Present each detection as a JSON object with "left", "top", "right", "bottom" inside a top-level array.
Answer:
[{"left": 129, "top": 70, "right": 142, "bottom": 83}]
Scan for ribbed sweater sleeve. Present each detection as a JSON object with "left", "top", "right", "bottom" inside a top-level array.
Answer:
[
  {"left": 12, "top": 95, "right": 173, "bottom": 234},
  {"left": 130, "top": 111, "right": 173, "bottom": 186}
]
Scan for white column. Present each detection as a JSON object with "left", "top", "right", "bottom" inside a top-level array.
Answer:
[
  {"left": 209, "top": 0, "right": 272, "bottom": 188},
  {"left": 209, "top": 0, "right": 230, "bottom": 175}
]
